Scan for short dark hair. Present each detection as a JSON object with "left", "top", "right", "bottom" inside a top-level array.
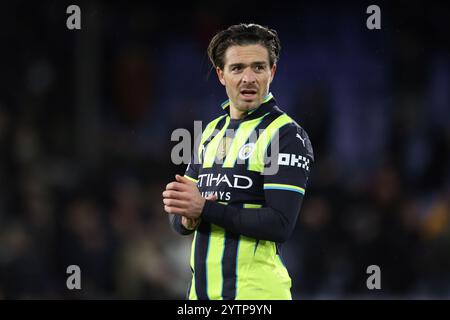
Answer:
[{"left": 207, "top": 23, "right": 281, "bottom": 70}]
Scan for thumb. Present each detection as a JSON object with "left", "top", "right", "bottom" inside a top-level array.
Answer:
[
  {"left": 205, "top": 194, "right": 218, "bottom": 201},
  {"left": 176, "top": 174, "right": 196, "bottom": 185},
  {"left": 175, "top": 174, "right": 186, "bottom": 183}
]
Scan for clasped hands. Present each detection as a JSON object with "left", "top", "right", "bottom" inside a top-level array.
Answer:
[{"left": 163, "top": 174, "right": 217, "bottom": 230}]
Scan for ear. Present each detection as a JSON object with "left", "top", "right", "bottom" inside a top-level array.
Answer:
[
  {"left": 216, "top": 67, "right": 226, "bottom": 86},
  {"left": 269, "top": 64, "right": 277, "bottom": 84}
]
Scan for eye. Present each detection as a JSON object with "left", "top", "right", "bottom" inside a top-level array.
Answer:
[
  {"left": 231, "top": 66, "right": 242, "bottom": 72},
  {"left": 255, "top": 65, "right": 266, "bottom": 72}
]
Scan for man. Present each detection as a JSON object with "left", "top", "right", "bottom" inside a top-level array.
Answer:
[{"left": 163, "top": 23, "right": 314, "bottom": 300}]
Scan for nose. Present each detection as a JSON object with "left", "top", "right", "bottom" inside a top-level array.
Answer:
[{"left": 242, "top": 67, "right": 256, "bottom": 84}]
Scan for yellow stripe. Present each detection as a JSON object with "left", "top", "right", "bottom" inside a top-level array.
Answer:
[
  {"left": 189, "top": 231, "right": 198, "bottom": 300},
  {"left": 198, "top": 115, "right": 227, "bottom": 163},
  {"left": 189, "top": 276, "right": 197, "bottom": 300},
  {"left": 248, "top": 113, "right": 293, "bottom": 172},
  {"left": 243, "top": 203, "right": 262, "bottom": 209},
  {"left": 264, "top": 183, "right": 305, "bottom": 194},
  {"left": 235, "top": 203, "right": 262, "bottom": 300},
  {"left": 184, "top": 175, "right": 198, "bottom": 183},
  {"left": 202, "top": 116, "right": 231, "bottom": 168},
  {"left": 206, "top": 224, "right": 225, "bottom": 300},
  {"left": 237, "top": 239, "right": 292, "bottom": 299},
  {"left": 222, "top": 113, "right": 269, "bottom": 168},
  {"left": 190, "top": 231, "right": 196, "bottom": 271}
]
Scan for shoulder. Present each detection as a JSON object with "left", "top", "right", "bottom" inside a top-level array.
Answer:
[
  {"left": 276, "top": 110, "right": 314, "bottom": 161},
  {"left": 269, "top": 106, "right": 309, "bottom": 138},
  {"left": 204, "top": 114, "right": 227, "bottom": 128},
  {"left": 199, "top": 114, "right": 228, "bottom": 139}
]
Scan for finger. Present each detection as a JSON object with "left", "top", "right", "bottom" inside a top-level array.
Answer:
[
  {"left": 166, "top": 181, "right": 189, "bottom": 191},
  {"left": 205, "top": 194, "right": 218, "bottom": 201},
  {"left": 183, "top": 216, "right": 200, "bottom": 223},
  {"left": 164, "top": 205, "right": 185, "bottom": 215},
  {"left": 176, "top": 174, "right": 196, "bottom": 185},
  {"left": 163, "top": 198, "right": 188, "bottom": 208},
  {"left": 162, "top": 190, "right": 190, "bottom": 200},
  {"left": 182, "top": 216, "right": 190, "bottom": 223},
  {"left": 182, "top": 216, "right": 198, "bottom": 230}
]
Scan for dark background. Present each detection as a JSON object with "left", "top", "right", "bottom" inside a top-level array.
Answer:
[{"left": 0, "top": 0, "right": 449, "bottom": 299}]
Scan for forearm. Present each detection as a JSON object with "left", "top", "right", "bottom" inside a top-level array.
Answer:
[{"left": 201, "top": 194, "right": 303, "bottom": 242}]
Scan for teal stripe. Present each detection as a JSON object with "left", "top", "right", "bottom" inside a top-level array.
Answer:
[
  {"left": 264, "top": 185, "right": 305, "bottom": 195},
  {"left": 220, "top": 233, "right": 227, "bottom": 299},
  {"left": 235, "top": 236, "right": 240, "bottom": 298},
  {"left": 204, "top": 230, "right": 211, "bottom": 299}
]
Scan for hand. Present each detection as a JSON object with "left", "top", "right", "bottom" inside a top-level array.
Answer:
[
  {"left": 181, "top": 216, "right": 200, "bottom": 230},
  {"left": 180, "top": 193, "right": 218, "bottom": 230},
  {"left": 163, "top": 174, "right": 217, "bottom": 219}
]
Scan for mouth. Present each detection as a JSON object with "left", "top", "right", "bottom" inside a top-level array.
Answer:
[{"left": 240, "top": 88, "right": 258, "bottom": 100}]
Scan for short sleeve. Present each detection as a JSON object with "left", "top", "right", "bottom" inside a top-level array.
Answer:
[{"left": 263, "top": 123, "right": 314, "bottom": 196}]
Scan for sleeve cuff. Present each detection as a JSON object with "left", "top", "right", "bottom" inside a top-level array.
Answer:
[{"left": 172, "top": 214, "right": 195, "bottom": 235}]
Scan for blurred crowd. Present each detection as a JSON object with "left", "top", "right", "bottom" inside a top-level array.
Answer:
[{"left": 0, "top": 1, "right": 449, "bottom": 299}]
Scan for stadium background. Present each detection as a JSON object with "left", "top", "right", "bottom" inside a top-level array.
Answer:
[{"left": 0, "top": 0, "right": 449, "bottom": 299}]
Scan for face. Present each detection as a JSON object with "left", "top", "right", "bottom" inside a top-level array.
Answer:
[{"left": 216, "top": 44, "right": 276, "bottom": 119}]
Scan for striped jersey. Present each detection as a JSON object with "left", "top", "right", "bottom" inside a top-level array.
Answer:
[{"left": 171, "top": 92, "right": 314, "bottom": 300}]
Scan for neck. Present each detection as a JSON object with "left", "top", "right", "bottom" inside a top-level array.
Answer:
[
  {"left": 229, "top": 100, "right": 261, "bottom": 120},
  {"left": 229, "top": 105, "right": 248, "bottom": 120}
]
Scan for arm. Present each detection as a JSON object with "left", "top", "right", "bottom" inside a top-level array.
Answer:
[
  {"left": 201, "top": 123, "right": 314, "bottom": 242},
  {"left": 201, "top": 189, "right": 303, "bottom": 242}
]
